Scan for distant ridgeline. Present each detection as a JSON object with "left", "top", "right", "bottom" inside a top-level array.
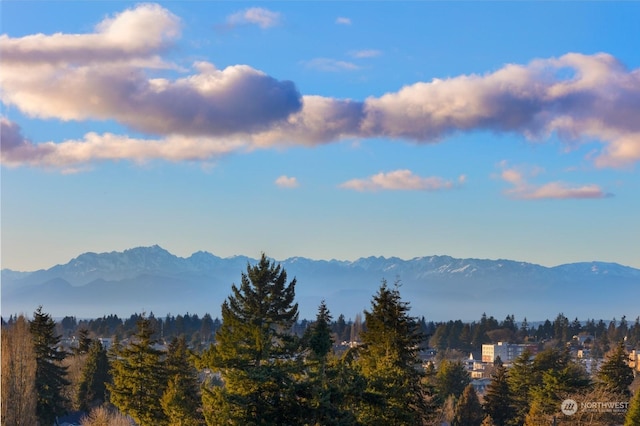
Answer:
[{"left": 2, "top": 245, "right": 639, "bottom": 321}]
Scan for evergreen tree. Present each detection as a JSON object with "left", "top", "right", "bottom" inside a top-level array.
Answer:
[
  {"left": 202, "top": 254, "right": 301, "bottom": 425},
  {"left": 30, "top": 306, "right": 71, "bottom": 425},
  {"left": 436, "top": 359, "right": 470, "bottom": 400},
  {"left": 75, "top": 327, "right": 92, "bottom": 355},
  {"left": 1, "top": 315, "right": 37, "bottom": 426},
  {"left": 356, "top": 281, "right": 428, "bottom": 425},
  {"left": 77, "top": 339, "right": 111, "bottom": 411},
  {"left": 452, "top": 384, "right": 484, "bottom": 426},
  {"left": 108, "top": 315, "right": 167, "bottom": 426},
  {"left": 300, "top": 301, "right": 357, "bottom": 425},
  {"left": 507, "top": 349, "right": 534, "bottom": 425},
  {"left": 625, "top": 390, "right": 640, "bottom": 426},
  {"left": 482, "top": 364, "right": 515, "bottom": 426},
  {"left": 161, "top": 336, "right": 204, "bottom": 425},
  {"left": 596, "top": 341, "right": 634, "bottom": 396}
]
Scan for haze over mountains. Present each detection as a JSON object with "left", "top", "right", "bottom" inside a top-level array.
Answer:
[{"left": 2, "top": 245, "right": 639, "bottom": 322}]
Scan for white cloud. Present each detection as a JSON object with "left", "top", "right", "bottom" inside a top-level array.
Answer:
[
  {"left": 275, "top": 175, "right": 299, "bottom": 188},
  {"left": 350, "top": 49, "right": 382, "bottom": 59},
  {"left": 1, "top": 3, "right": 640, "bottom": 171},
  {"left": 227, "top": 8, "right": 282, "bottom": 29},
  {"left": 339, "top": 169, "right": 461, "bottom": 192},
  {"left": 0, "top": 118, "right": 246, "bottom": 170},
  {"left": 302, "top": 58, "right": 360, "bottom": 72},
  {"left": 335, "top": 17, "right": 352, "bottom": 25},
  {"left": 498, "top": 163, "right": 611, "bottom": 200}
]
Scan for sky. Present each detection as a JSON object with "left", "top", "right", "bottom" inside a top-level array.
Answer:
[{"left": 1, "top": 1, "right": 639, "bottom": 272}]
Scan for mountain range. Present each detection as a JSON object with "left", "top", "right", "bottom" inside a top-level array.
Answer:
[{"left": 2, "top": 245, "right": 639, "bottom": 322}]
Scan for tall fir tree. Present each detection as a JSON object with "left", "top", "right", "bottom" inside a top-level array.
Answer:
[
  {"left": 161, "top": 336, "right": 204, "bottom": 426},
  {"left": 76, "top": 339, "right": 111, "bottom": 411},
  {"left": 507, "top": 349, "right": 535, "bottom": 425},
  {"left": 596, "top": 341, "right": 634, "bottom": 396},
  {"left": 356, "top": 281, "right": 428, "bottom": 425},
  {"left": 1, "top": 315, "right": 37, "bottom": 426},
  {"left": 482, "top": 364, "right": 515, "bottom": 426},
  {"left": 202, "top": 254, "right": 301, "bottom": 425},
  {"left": 30, "top": 306, "right": 70, "bottom": 425},
  {"left": 108, "top": 315, "right": 167, "bottom": 426},
  {"left": 625, "top": 390, "right": 640, "bottom": 426},
  {"left": 452, "top": 384, "right": 484, "bottom": 426},
  {"left": 436, "top": 359, "right": 471, "bottom": 401},
  {"left": 300, "top": 301, "right": 357, "bottom": 425}
]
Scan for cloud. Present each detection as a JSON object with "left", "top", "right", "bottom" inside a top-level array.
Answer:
[
  {"left": 0, "top": 118, "right": 246, "bottom": 170},
  {"left": 302, "top": 58, "right": 360, "bottom": 72},
  {"left": 0, "top": 4, "right": 302, "bottom": 137},
  {"left": 498, "top": 163, "right": 611, "bottom": 200},
  {"left": 226, "top": 8, "right": 282, "bottom": 29},
  {"left": 275, "top": 175, "right": 299, "bottom": 188},
  {"left": 0, "top": 3, "right": 181, "bottom": 66},
  {"left": 339, "top": 169, "right": 462, "bottom": 192},
  {"left": 335, "top": 17, "right": 352, "bottom": 25},
  {"left": 1, "top": 3, "right": 640, "bottom": 170},
  {"left": 350, "top": 49, "right": 382, "bottom": 59}
]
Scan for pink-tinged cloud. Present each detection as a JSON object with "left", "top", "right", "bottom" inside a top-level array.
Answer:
[
  {"left": 339, "top": 169, "right": 462, "bottom": 192},
  {"left": 1, "top": 3, "right": 640, "bottom": 170},
  {"left": 0, "top": 118, "right": 245, "bottom": 170},
  {"left": 499, "top": 163, "right": 611, "bottom": 200},
  {"left": 226, "top": 8, "right": 282, "bottom": 29},
  {"left": 275, "top": 175, "right": 299, "bottom": 188}
]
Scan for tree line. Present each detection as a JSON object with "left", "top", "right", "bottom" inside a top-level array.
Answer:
[{"left": 2, "top": 254, "right": 639, "bottom": 425}]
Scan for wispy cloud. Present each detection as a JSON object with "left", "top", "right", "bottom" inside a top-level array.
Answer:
[
  {"left": 226, "top": 7, "right": 282, "bottom": 29},
  {"left": 275, "top": 175, "right": 299, "bottom": 188},
  {"left": 349, "top": 49, "right": 382, "bottom": 59},
  {"left": 2, "top": 4, "right": 640, "bottom": 171},
  {"left": 335, "top": 17, "right": 351, "bottom": 25},
  {"left": 339, "top": 169, "right": 463, "bottom": 192},
  {"left": 498, "top": 163, "right": 611, "bottom": 200},
  {"left": 302, "top": 58, "right": 360, "bottom": 72}
]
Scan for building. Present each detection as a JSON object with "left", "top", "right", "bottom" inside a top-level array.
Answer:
[{"left": 481, "top": 342, "right": 538, "bottom": 363}]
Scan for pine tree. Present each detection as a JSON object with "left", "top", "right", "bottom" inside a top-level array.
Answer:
[
  {"left": 356, "top": 280, "right": 427, "bottom": 425},
  {"left": 202, "top": 254, "right": 301, "bottom": 425},
  {"left": 482, "top": 364, "right": 515, "bottom": 426},
  {"left": 30, "top": 306, "right": 71, "bottom": 425},
  {"left": 625, "top": 390, "right": 640, "bottom": 426},
  {"left": 597, "top": 341, "right": 634, "bottom": 396},
  {"left": 452, "top": 384, "right": 484, "bottom": 426},
  {"left": 1, "top": 315, "right": 37, "bottom": 426},
  {"left": 436, "top": 358, "right": 470, "bottom": 400},
  {"left": 300, "top": 301, "right": 357, "bottom": 425},
  {"left": 508, "top": 349, "right": 534, "bottom": 425},
  {"left": 77, "top": 339, "right": 111, "bottom": 411},
  {"left": 161, "top": 336, "right": 204, "bottom": 425},
  {"left": 108, "top": 315, "right": 167, "bottom": 426}
]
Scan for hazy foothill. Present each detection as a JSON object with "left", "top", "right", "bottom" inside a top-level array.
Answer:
[{"left": 2, "top": 253, "right": 640, "bottom": 425}]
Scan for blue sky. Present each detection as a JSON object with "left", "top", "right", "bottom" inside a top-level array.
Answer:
[{"left": 1, "top": 1, "right": 639, "bottom": 271}]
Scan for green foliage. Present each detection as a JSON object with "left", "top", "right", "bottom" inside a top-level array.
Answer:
[
  {"left": 30, "top": 306, "right": 71, "bottom": 425},
  {"left": 436, "top": 359, "right": 470, "bottom": 401},
  {"left": 507, "top": 349, "right": 534, "bottom": 425},
  {"left": 597, "top": 341, "right": 634, "bottom": 396},
  {"left": 77, "top": 339, "right": 111, "bottom": 411},
  {"left": 162, "top": 336, "right": 204, "bottom": 425},
  {"left": 453, "top": 384, "right": 484, "bottom": 426},
  {"left": 482, "top": 364, "right": 515, "bottom": 426},
  {"left": 108, "top": 315, "right": 167, "bottom": 426},
  {"left": 202, "top": 254, "right": 302, "bottom": 425},
  {"left": 356, "top": 281, "right": 428, "bottom": 425},
  {"left": 625, "top": 389, "right": 640, "bottom": 426}
]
